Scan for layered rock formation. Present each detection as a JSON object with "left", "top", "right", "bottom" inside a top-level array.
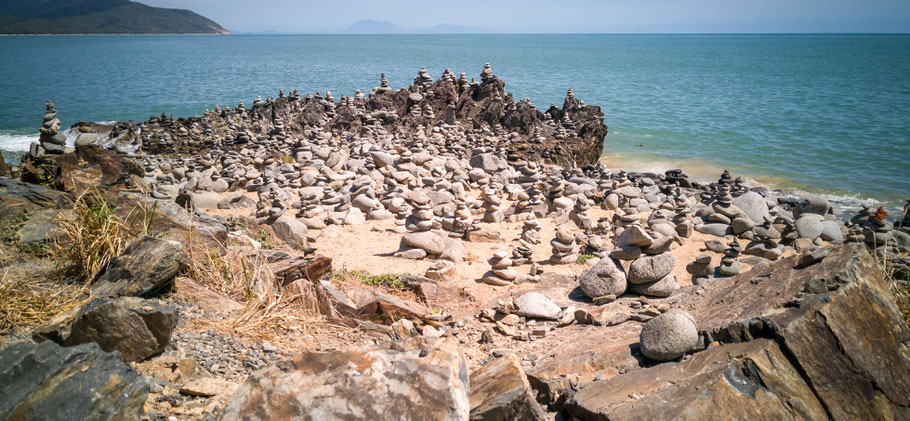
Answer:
[{"left": 94, "top": 65, "right": 607, "bottom": 167}]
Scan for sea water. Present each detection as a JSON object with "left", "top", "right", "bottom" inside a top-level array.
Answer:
[{"left": 1, "top": 34, "right": 908, "bottom": 206}]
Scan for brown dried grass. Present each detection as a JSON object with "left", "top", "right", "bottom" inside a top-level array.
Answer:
[
  {"left": 0, "top": 271, "right": 88, "bottom": 335},
  {"left": 183, "top": 231, "right": 330, "bottom": 348},
  {"left": 52, "top": 189, "right": 154, "bottom": 283}
]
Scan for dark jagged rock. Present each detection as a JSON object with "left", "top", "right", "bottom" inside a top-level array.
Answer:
[
  {"left": 63, "top": 297, "right": 177, "bottom": 362},
  {"left": 0, "top": 341, "right": 149, "bottom": 420},
  {"left": 469, "top": 353, "right": 546, "bottom": 421},
  {"left": 0, "top": 176, "right": 70, "bottom": 207},
  {"left": 91, "top": 235, "right": 189, "bottom": 298}
]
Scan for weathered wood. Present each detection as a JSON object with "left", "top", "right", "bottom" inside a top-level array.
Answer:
[{"left": 269, "top": 255, "right": 332, "bottom": 287}]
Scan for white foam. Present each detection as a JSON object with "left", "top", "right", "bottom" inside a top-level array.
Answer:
[{"left": 0, "top": 131, "right": 38, "bottom": 152}]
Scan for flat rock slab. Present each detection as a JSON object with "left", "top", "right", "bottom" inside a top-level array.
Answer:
[
  {"left": 566, "top": 339, "right": 827, "bottom": 420},
  {"left": 269, "top": 255, "right": 332, "bottom": 287},
  {"left": 0, "top": 341, "right": 149, "bottom": 420},
  {"left": 220, "top": 336, "right": 470, "bottom": 420},
  {"left": 527, "top": 244, "right": 910, "bottom": 416}
]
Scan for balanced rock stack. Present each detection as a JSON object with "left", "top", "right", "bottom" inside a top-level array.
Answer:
[
  {"left": 717, "top": 240, "right": 742, "bottom": 276},
  {"left": 511, "top": 243, "right": 534, "bottom": 266},
  {"left": 36, "top": 100, "right": 66, "bottom": 155},
  {"left": 627, "top": 247, "right": 678, "bottom": 298},
  {"left": 375, "top": 73, "right": 392, "bottom": 94},
  {"left": 686, "top": 254, "right": 714, "bottom": 284},
  {"left": 481, "top": 188, "right": 505, "bottom": 223},
  {"left": 521, "top": 216, "right": 542, "bottom": 244},
  {"left": 405, "top": 190, "right": 437, "bottom": 232},
  {"left": 484, "top": 251, "right": 517, "bottom": 286},
  {"left": 549, "top": 225, "right": 578, "bottom": 264}
]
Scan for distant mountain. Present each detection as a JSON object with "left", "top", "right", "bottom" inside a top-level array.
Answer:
[
  {"left": 340, "top": 19, "right": 486, "bottom": 34},
  {"left": 340, "top": 19, "right": 404, "bottom": 34},
  {"left": 0, "top": 0, "right": 229, "bottom": 35}
]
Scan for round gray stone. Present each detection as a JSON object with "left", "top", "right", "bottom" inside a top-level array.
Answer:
[
  {"left": 795, "top": 214, "right": 824, "bottom": 240},
  {"left": 578, "top": 257, "right": 627, "bottom": 299},
  {"left": 628, "top": 252, "right": 675, "bottom": 284},
  {"left": 628, "top": 274, "right": 678, "bottom": 298},
  {"left": 639, "top": 309, "right": 698, "bottom": 361}
]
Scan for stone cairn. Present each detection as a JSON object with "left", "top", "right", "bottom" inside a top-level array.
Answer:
[
  {"left": 521, "top": 216, "right": 542, "bottom": 244},
  {"left": 481, "top": 187, "right": 505, "bottom": 223},
  {"left": 405, "top": 190, "right": 436, "bottom": 232},
  {"left": 550, "top": 224, "right": 578, "bottom": 264},
  {"left": 484, "top": 251, "right": 516, "bottom": 286},
  {"left": 36, "top": 101, "right": 66, "bottom": 155},
  {"left": 718, "top": 240, "right": 742, "bottom": 276},
  {"left": 686, "top": 254, "right": 714, "bottom": 284}
]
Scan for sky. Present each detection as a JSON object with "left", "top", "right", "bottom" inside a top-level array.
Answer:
[{"left": 141, "top": 0, "right": 910, "bottom": 34}]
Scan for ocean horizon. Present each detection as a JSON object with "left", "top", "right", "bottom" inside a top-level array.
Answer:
[{"left": 1, "top": 33, "right": 908, "bottom": 207}]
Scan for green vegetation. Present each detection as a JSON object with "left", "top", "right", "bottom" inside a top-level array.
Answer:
[
  {"left": 333, "top": 270, "right": 409, "bottom": 291},
  {"left": 0, "top": 0, "right": 229, "bottom": 35},
  {"left": 253, "top": 227, "right": 277, "bottom": 250},
  {"left": 577, "top": 254, "right": 597, "bottom": 264},
  {"left": 1, "top": 209, "right": 30, "bottom": 243}
]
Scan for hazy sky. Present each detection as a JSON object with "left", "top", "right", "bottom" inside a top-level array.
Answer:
[{"left": 142, "top": 0, "right": 910, "bottom": 34}]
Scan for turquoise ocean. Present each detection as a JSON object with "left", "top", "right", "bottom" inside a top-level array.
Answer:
[{"left": 1, "top": 34, "right": 908, "bottom": 206}]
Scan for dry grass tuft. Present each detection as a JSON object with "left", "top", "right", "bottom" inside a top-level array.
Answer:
[
  {"left": 184, "top": 232, "right": 329, "bottom": 347},
  {"left": 0, "top": 271, "right": 88, "bottom": 335},
  {"left": 52, "top": 189, "right": 155, "bottom": 283},
  {"left": 185, "top": 239, "right": 270, "bottom": 303}
]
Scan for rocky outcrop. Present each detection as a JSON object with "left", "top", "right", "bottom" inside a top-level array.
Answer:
[
  {"left": 219, "top": 335, "right": 470, "bottom": 420},
  {"left": 469, "top": 353, "right": 546, "bottom": 421},
  {"left": 63, "top": 297, "right": 177, "bottom": 362},
  {"left": 559, "top": 244, "right": 910, "bottom": 419},
  {"left": 99, "top": 65, "right": 607, "bottom": 167},
  {"left": 91, "top": 235, "right": 189, "bottom": 298},
  {"left": 0, "top": 341, "right": 149, "bottom": 420},
  {"left": 0, "top": 176, "right": 69, "bottom": 208}
]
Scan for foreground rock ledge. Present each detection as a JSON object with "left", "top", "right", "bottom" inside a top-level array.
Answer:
[
  {"left": 219, "top": 335, "right": 470, "bottom": 420},
  {"left": 561, "top": 244, "right": 910, "bottom": 420}
]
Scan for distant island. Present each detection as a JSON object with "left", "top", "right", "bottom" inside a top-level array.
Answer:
[
  {"left": 340, "top": 19, "right": 485, "bottom": 34},
  {"left": 0, "top": 0, "right": 229, "bottom": 35}
]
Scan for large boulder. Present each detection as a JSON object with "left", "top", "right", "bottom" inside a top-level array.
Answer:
[
  {"left": 63, "top": 297, "right": 177, "bottom": 362},
  {"left": 0, "top": 341, "right": 149, "bottom": 420},
  {"left": 627, "top": 252, "right": 675, "bottom": 284},
  {"left": 91, "top": 235, "right": 189, "bottom": 298},
  {"left": 795, "top": 214, "right": 824, "bottom": 240},
  {"left": 220, "top": 336, "right": 470, "bottom": 420},
  {"left": 731, "top": 192, "right": 770, "bottom": 224},
  {"left": 271, "top": 215, "right": 309, "bottom": 250},
  {"left": 628, "top": 273, "right": 678, "bottom": 298},
  {"left": 638, "top": 309, "right": 698, "bottom": 361},
  {"left": 794, "top": 194, "right": 829, "bottom": 218},
  {"left": 402, "top": 231, "right": 446, "bottom": 255},
  {"left": 578, "top": 257, "right": 627, "bottom": 299},
  {"left": 470, "top": 353, "right": 546, "bottom": 421},
  {"left": 616, "top": 225, "right": 653, "bottom": 248}
]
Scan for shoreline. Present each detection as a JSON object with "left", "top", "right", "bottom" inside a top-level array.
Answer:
[{"left": 1, "top": 132, "right": 900, "bottom": 215}]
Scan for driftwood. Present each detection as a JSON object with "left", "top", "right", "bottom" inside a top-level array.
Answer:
[{"left": 269, "top": 255, "right": 332, "bottom": 287}]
